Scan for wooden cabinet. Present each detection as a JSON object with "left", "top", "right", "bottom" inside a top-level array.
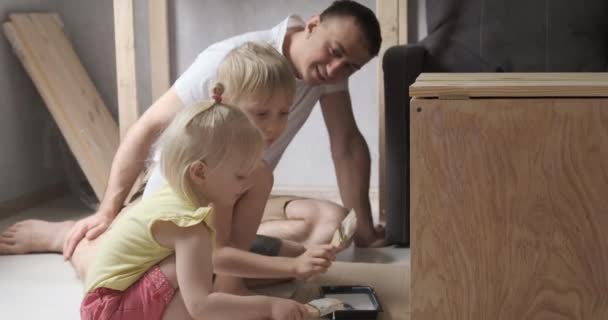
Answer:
[{"left": 410, "top": 73, "right": 608, "bottom": 319}]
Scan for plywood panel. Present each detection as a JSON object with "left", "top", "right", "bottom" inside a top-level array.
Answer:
[
  {"left": 4, "top": 14, "right": 119, "bottom": 200},
  {"left": 410, "top": 98, "right": 608, "bottom": 319},
  {"left": 410, "top": 73, "right": 608, "bottom": 98}
]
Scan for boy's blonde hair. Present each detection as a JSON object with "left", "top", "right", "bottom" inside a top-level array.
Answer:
[
  {"left": 218, "top": 42, "right": 296, "bottom": 105},
  {"left": 158, "top": 84, "right": 264, "bottom": 206}
]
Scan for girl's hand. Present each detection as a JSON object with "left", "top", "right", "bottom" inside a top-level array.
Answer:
[
  {"left": 270, "top": 298, "right": 310, "bottom": 320},
  {"left": 292, "top": 244, "right": 336, "bottom": 280}
]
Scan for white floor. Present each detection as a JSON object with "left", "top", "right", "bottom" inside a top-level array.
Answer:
[{"left": 0, "top": 194, "right": 409, "bottom": 320}]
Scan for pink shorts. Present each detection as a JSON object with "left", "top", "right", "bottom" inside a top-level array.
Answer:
[{"left": 80, "top": 265, "right": 176, "bottom": 320}]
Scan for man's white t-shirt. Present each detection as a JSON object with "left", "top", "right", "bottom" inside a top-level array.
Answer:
[{"left": 143, "top": 15, "right": 348, "bottom": 197}]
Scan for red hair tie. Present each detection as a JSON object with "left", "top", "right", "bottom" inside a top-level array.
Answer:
[{"left": 212, "top": 85, "right": 223, "bottom": 103}]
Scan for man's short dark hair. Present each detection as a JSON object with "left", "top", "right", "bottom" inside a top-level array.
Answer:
[{"left": 320, "top": 0, "right": 382, "bottom": 57}]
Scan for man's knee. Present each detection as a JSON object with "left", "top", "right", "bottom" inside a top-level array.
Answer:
[{"left": 314, "top": 201, "right": 348, "bottom": 226}]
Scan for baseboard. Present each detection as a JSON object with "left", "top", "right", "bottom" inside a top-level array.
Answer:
[{"left": 0, "top": 183, "right": 70, "bottom": 216}]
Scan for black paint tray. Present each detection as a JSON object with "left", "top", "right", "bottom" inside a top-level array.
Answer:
[{"left": 320, "top": 285, "right": 382, "bottom": 319}]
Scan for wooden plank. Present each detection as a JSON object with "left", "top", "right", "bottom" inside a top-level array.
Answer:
[
  {"left": 417, "top": 72, "right": 608, "bottom": 82},
  {"left": 410, "top": 97, "right": 608, "bottom": 319},
  {"left": 10, "top": 14, "right": 117, "bottom": 199},
  {"left": 377, "top": 0, "right": 407, "bottom": 223},
  {"left": 148, "top": 0, "right": 170, "bottom": 101},
  {"left": 114, "top": 0, "right": 139, "bottom": 139},
  {"left": 34, "top": 15, "right": 118, "bottom": 161},
  {"left": 4, "top": 14, "right": 119, "bottom": 200},
  {"left": 411, "top": 82, "right": 608, "bottom": 98},
  {"left": 411, "top": 73, "right": 608, "bottom": 97},
  {"left": 398, "top": 0, "right": 408, "bottom": 45}
]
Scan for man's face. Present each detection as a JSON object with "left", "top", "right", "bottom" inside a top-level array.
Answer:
[{"left": 296, "top": 16, "right": 373, "bottom": 85}]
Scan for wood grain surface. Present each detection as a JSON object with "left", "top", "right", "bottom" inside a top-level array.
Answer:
[{"left": 410, "top": 98, "right": 608, "bottom": 319}]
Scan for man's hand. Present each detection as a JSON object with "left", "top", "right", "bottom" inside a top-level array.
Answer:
[
  {"left": 62, "top": 212, "right": 113, "bottom": 260},
  {"left": 354, "top": 224, "right": 388, "bottom": 248},
  {"left": 292, "top": 244, "right": 336, "bottom": 280}
]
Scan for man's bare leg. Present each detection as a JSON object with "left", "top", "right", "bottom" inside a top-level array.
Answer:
[
  {"left": 0, "top": 220, "right": 75, "bottom": 255},
  {"left": 257, "top": 199, "right": 347, "bottom": 246},
  {"left": 0, "top": 218, "right": 101, "bottom": 281}
]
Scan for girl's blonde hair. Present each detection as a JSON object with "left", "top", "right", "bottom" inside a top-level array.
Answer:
[
  {"left": 218, "top": 42, "right": 296, "bottom": 105},
  {"left": 158, "top": 84, "right": 264, "bottom": 206}
]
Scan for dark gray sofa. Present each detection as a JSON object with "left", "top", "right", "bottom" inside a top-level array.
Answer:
[{"left": 383, "top": 0, "right": 608, "bottom": 246}]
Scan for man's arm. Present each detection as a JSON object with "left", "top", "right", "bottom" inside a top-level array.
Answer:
[
  {"left": 63, "top": 88, "right": 185, "bottom": 258},
  {"left": 319, "top": 90, "right": 386, "bottom": 247},
  {"left": 99, "top": 88, "right": 184, "bottom": 217}
]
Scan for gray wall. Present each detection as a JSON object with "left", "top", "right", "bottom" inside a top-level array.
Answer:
[{"left": 413, "top": 0, "right": 427, "bottom": 41}]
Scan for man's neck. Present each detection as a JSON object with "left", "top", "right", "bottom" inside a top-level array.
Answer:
[{"left": 283, "top": 26, "right": 305, "bottom": 80}]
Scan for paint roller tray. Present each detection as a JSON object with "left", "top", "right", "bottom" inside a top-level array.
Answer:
[{"left": 320, "top": 285, "right": 382, "bottom": 319}]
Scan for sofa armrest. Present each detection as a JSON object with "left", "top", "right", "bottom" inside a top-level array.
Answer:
[{"left": 382, "top": 44, "right": 427, "bottom": 246}]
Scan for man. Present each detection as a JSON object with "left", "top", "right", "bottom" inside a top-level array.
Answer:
[{"left": 1, "top": 0, "right": 385, "bottom": 293}]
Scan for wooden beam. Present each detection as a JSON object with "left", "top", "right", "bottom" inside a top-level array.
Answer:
[
  {"left": 114, "top": 0, "right": 139, "bottom": 139},
  {"left": 4, "top": 14, "right": 119, "bottom": 200},
  {"left": 148, "top": 0, "right": 170, "bottom": 101},
  {"left": 377, "top": 0, "right": 407, "bottom": 223},
  {"left": 399, "top": 0, "right": 408, "bottom": 45}
]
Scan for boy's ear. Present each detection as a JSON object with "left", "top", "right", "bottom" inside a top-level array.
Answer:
[
  {"left": 306, "top": 15, "right": 321, "bottom": 35},
  {"left": 188, "top": 160, "right": 207, "bottom": 185}
]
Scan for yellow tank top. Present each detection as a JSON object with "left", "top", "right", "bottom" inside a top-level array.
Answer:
[{"left": 84, "top": 185, "right": 214, "bottom": 292}]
